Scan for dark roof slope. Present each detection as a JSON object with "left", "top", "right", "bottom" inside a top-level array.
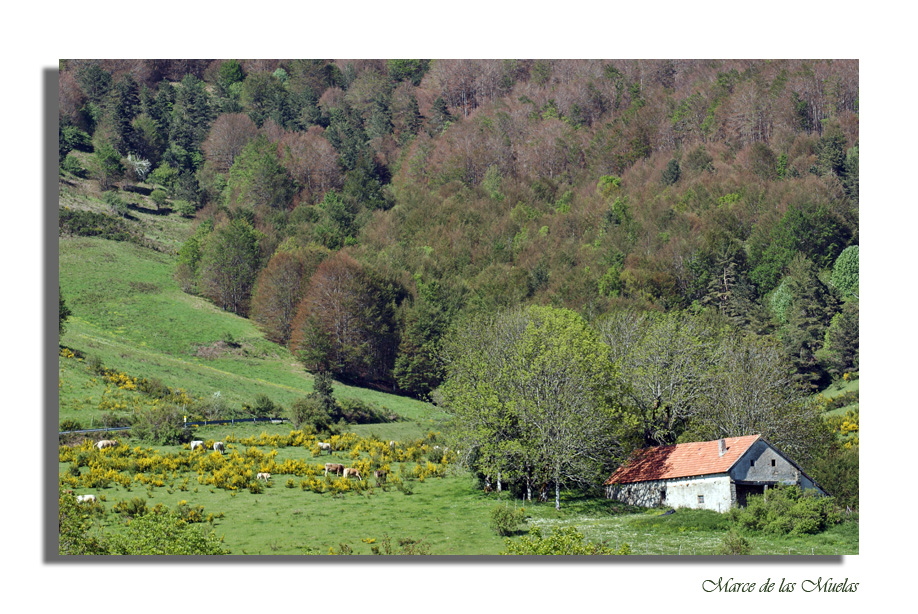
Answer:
[{"left": 603, "top": 435, "right": 761, "bottom": 485}]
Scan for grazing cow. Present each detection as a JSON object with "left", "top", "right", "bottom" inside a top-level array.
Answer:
[
  {"left": 95, "top": 439, "right": 117, "bottom": 450},
  {"left": 389, "top": 441, "right": 396, "bottom": 448},
  {"left": 76, "top": 494, "right": 96, "bottom": 503},
  {"left": 256, "top": 472, "right": 271, "bottom": 482},
  {"left": 213, "top": 441, "right": 225, "bottom": 453},
  {"left": 324, "top": 463, "right": 344, "bottom": 477},
  {"left": 342, "top": 467, "right": 362, "bottom": 480},
  {"left": 190, "top": 440, "right": 204, "bottom": 451},
  {"left": 374, "top": 469, "right": 387, "bottom": 485},
  {"left": 317, "top": 442, "right": 331, "bottom": 454}
]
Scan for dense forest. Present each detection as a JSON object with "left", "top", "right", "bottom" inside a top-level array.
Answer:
[{"left": 58, "top": 59, "right": 858, "bottom": 501}]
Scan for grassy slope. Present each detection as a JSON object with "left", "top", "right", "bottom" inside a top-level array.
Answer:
[
  {"left": 820, "top": 377, "right": 860, "bottom": 418},
  {"left": 58, "top": 189, "right": 443, "bottom": 427}
]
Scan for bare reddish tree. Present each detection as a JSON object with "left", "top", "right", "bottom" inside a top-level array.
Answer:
[
  {"left": 202, "top": 113, "right": 259, "bottom": 172},
  {"left": 251, "top": 246, "right": 329, "bottom": 344},
  {"left": 289, "top": 252, "right": 399, "bottom": 382},
  {"left": 59, "top": 72, "right": 87, "bottom": 126},
  {"left": 278, "top": 126, "right": 343, "bottom": 203}
]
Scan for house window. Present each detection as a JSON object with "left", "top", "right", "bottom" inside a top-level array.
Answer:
[
  {"left": 750, "top": 460, "right": 755, "bottom": 467},
  {"left": 697, "top": 495, "right": 704, "bottom": 505},
  {"left": 771, "top": 459, "right": 776, "bottom": 466}
]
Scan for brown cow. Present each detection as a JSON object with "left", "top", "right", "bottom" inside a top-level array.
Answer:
[
  {"left": 343, "top": 468, "right": 362, "bottom": 480},
  {"left": 95, "top": 439, "right": 117, "bottom": 450},
  {"left": 324, "top": 463, "right": 344, "bottom": 477},
  {"left": 374, "top": 469, "right": 387, "bottom": 486}
]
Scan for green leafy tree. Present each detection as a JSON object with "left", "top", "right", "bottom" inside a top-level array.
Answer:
[
  {"left": 324, "top": 102, "right": 369, "bottom": 171},
  {"left": 59, "top": 286, "right": 72, "bottom": 336},
  {"left": 818, "top": 300, "right": 859, "bottom": 377},
  {"left": 92, "top": 140, "right": 123, "bottom": 190},
  {"left": 830, "top": 245, "right": 858, "bottom": 300},
  {"left": 440, "top": 305, "right": 620, "bottom": 508},
  {"left": 75, "top": 62, "right": 112, "bottom": 103},
  {"left": 427, "top": 96, "right": 451, "bottom": 136},
  {"left": 225, "top": 133, "right": 295, "bottom": 210},
  {"left": 240, "top": 70, "right": 294, "bottom": 128},
  {"left": 174, "top": 219, "right": 212, "bottom": 292},
  {"left": 199, "top": 218, "right": 262, "bottom": 315},
  {"left": 109, "top": 74, "right": 141, "bottom": 155},
  {"left": 387, "top": 59, "right": 430, "bottom": 86},
  {"left": 749, "top": 202, "right": 853, "bottom": 293},
  {"left": 779, "top": 254, "right": 839, "bottom": 390},
  {"left": 168, "top": 74, "right": 213, "bottom": 161},
  {"left": 843, "top": 145, "right": 859, "bottom": 202},
  {"left": 394, "top": 278, "right": 457, "bottom": 399},
  {"left": 661, "top": 158, "right": 681, "bottom": 185},
  {"left": 217, "top": 60, "right": 245, "bottom": 96},
  {"left": 815, "top": 122, "right": 847, "bottom": 177}
]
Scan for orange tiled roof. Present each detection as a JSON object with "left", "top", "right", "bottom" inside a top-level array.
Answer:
[{"left": 603, "top": 435, "right": 761, "bottom": 485}]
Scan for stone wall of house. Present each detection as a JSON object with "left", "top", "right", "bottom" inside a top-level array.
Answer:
[
  {"left": 729, "top": 440, "right": 823, "bottom": 492},
  {"left": 606, "top": 474, "right": 734, "bottom": 513}
]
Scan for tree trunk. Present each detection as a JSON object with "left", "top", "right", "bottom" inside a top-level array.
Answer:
[{"left": 555, "top": 481, "right": 561, "bottom": 510}]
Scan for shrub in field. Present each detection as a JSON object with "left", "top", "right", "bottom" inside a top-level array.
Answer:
[
  {"left": 288, "top": 396, "right": 331, "bottom": 431},
  {"left": 727, "top": 485, "right": 842, "bottom": 535},
  {"left": 59, "top": 493, "right": 108, "bottom": 555},
  {"left": 336, "top": 397, "right": 394, "bottom": 424},
  {"left": 502, "top": 526, "right": 631, "bottom": 555},
  {"left": 59, "top": 419, "right": 82, "bottom": 432},
  {"left": 490, "top": 503, "right": 527, "bottom": 536},
  {"left": 106, "top": 512, "right": 229, "bottom": 555},
  {"left": 61, "top": 153, "right": 87, "bottom": 177},
  {"left": 131, "top": 403, "right": 192, "bottom": 446},
  {"left": 150, "top": 188, "right": 168, "bottom": 208},
  {"left": 717, "top": 529, "right": 753, "bottom": 555},
  {"left": 113, "top": 496, "right": 149, "bottom": 519},
  {"left": 369, "top": 535, "right": 431, "bottom": 555},
  {"left": 86, "top": 354, "right": 106, "bottom": 375}
]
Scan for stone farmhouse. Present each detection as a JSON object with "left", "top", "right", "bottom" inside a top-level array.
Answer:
[{"left": 603, "top": 434, "right": 825, "bottom": 513}]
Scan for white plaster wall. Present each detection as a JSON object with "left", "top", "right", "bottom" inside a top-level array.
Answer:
[
  {"left": 662, "top": 474, "right": 733, "bottom": 513},
  {"left": 607, "top": 474, "right": 734, "bottom": 512}
]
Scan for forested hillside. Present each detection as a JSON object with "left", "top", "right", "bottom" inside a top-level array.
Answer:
[{"left": 58, "top": 59, "right": 858, "bottom": 500}]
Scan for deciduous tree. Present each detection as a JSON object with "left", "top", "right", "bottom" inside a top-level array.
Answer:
[{"left": 199, "top": 218, "right": 262, "bottom": 315}]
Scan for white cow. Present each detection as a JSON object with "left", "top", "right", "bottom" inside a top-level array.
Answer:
[
  {"left": 256, "top": 472, "right": 271, "bottom": 482},
  {"left": 95, "top": 439, "right": 117, "bottom": 450},
  {"left": 190, "top": 440, "right": 205, "bottom": 451},
  {"left": 213, "top": 441, "right": 225, "bottom": 453},
  {"left": 317, "top": 442, "right": 331, "bottom": 454},
  {"left": 76, "top": 494, "right": 96, "bottom": 503}
]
